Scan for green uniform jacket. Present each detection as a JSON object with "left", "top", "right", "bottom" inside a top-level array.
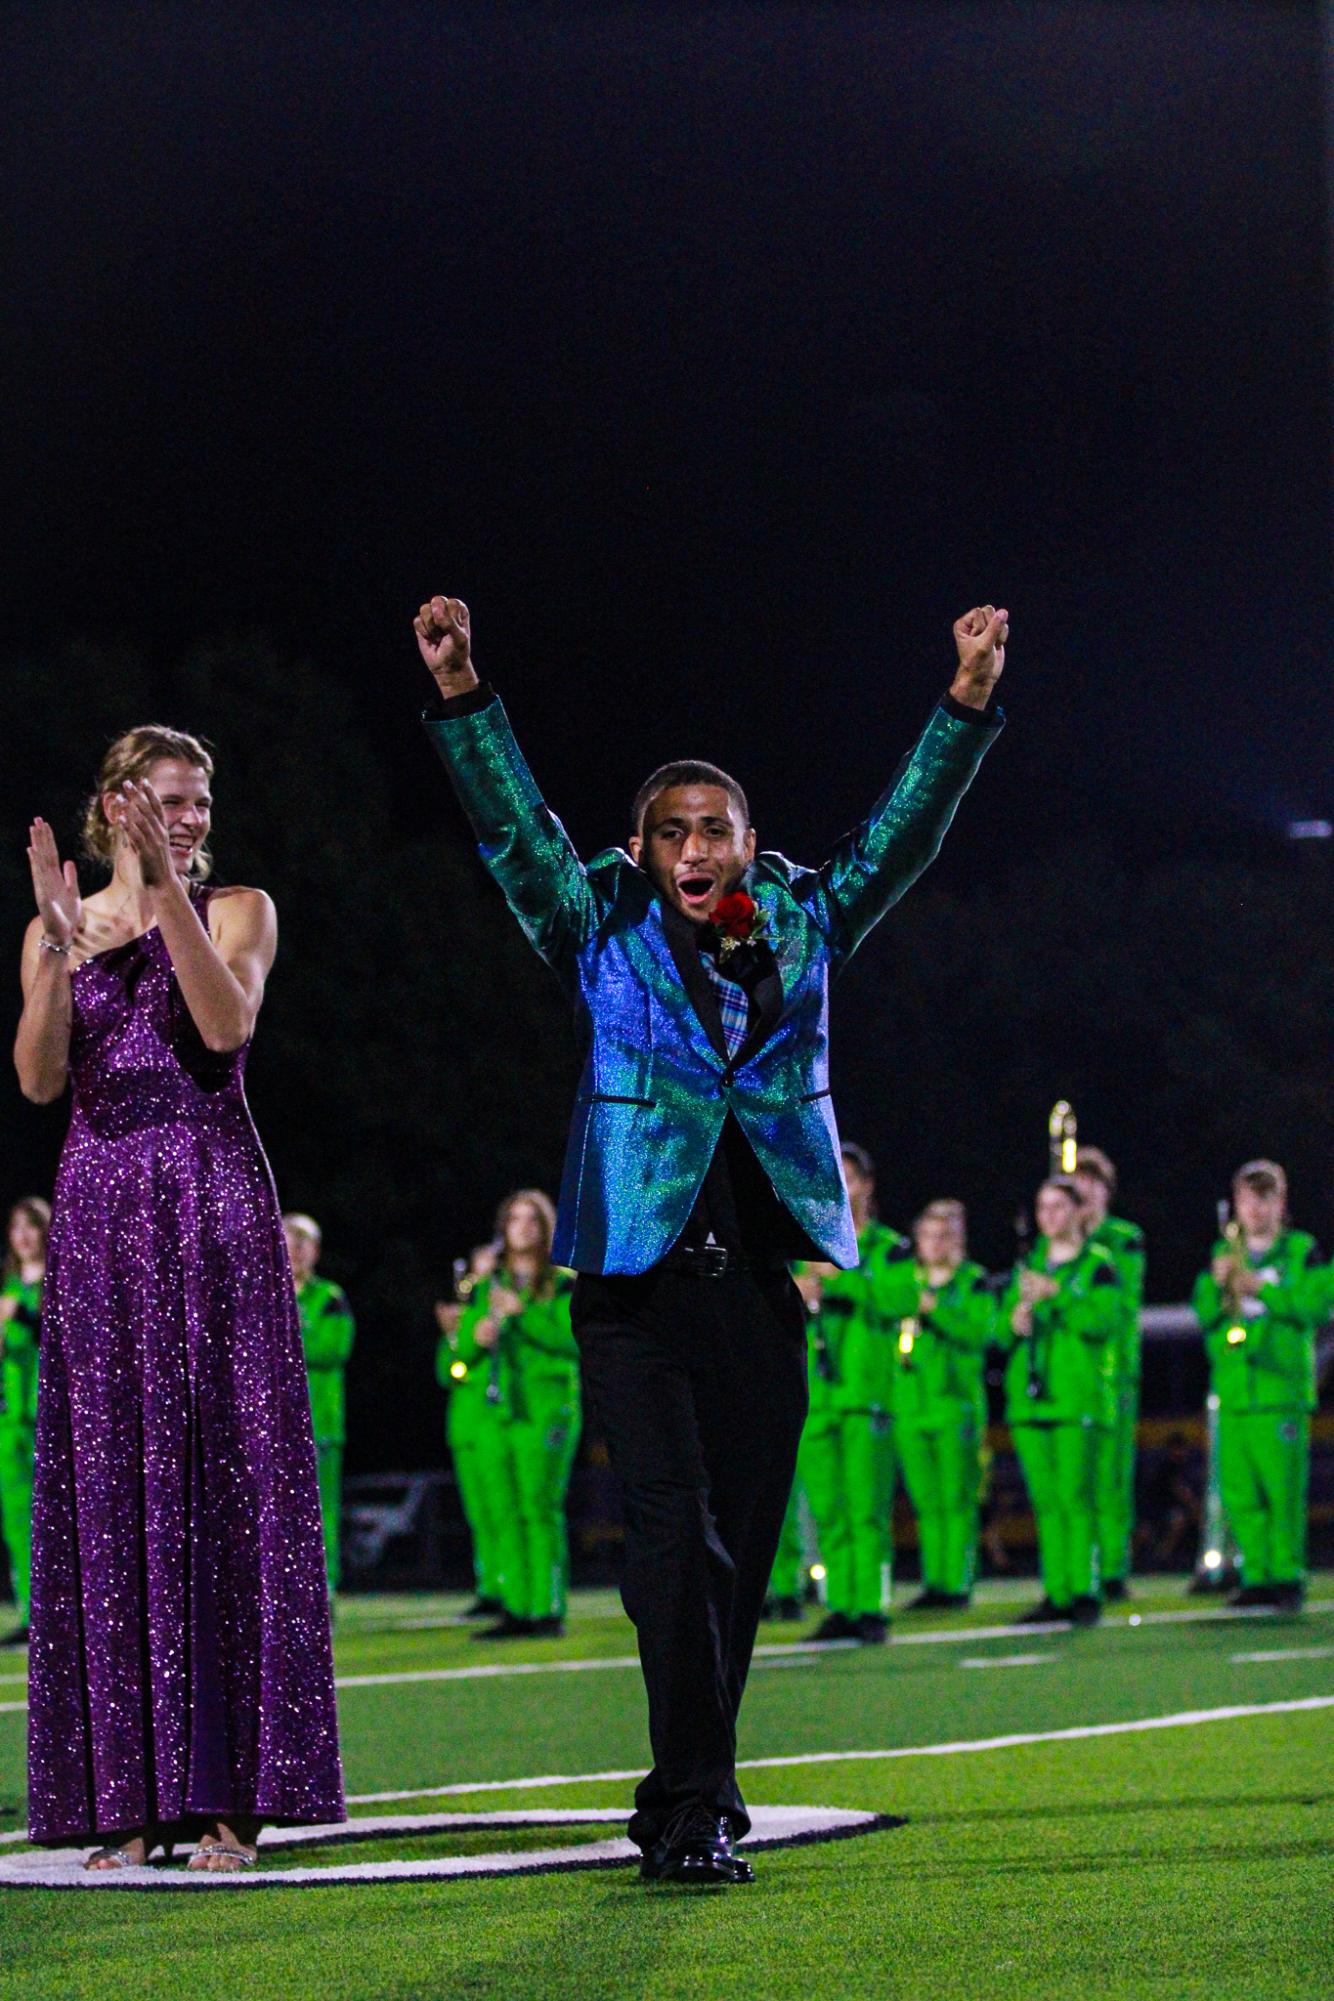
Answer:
[
  {"left": 802, "top": 1221, "right": 906, "bottom": 1415},
  {"left": 435, "top": 1301, "right": 497, "bottom": 1404},
  {"left": 1192, "top": 1230, "right": 1320, "bottom": 1415},
  {"left": 296, "top": 1276, "right": 356, "bottom": 1446},
  {"left": 458, "top": 1271, "right": 579, "bottom": 1423},
  {"left": 0, "top": 1276, "right": 41, "bottom": 1430},
  {"left": 876, "top": 1257, "right": 994, "bottom": 1429},
  {"left": 1087, "top": 1214, "right": 1145, "bottom": 1380},
  {"left": 1000, "top": 1240, "right": 1124, "bottom": 1428}
]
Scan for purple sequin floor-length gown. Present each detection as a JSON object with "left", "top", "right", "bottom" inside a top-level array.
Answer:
[{"left": 27, "top": 886, "right": 344, "bottom": 1842}]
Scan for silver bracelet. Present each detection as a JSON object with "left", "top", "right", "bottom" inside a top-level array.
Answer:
[{"left": 38, "top": 936, "right": 72, "bottom": 956}]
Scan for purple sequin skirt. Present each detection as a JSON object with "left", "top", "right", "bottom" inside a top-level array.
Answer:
[{"left": 27, "top": 1090, "right": 344, "bottom": 1842}]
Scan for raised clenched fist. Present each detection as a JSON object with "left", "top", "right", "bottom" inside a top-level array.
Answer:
[
  {"left": 950, "top": 605, "right": 1009, "bottom": 710},
  {"left": 414, "top": 596, "right": 478, "bottom": 700}
]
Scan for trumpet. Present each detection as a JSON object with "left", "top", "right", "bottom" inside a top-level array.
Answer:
[
  {"left": 1216, "top": 1199, "right": 1248, "bottom": 1346},
  {"left": 1049, "top": 1100, "right": 1078, "bottom": 1178}
]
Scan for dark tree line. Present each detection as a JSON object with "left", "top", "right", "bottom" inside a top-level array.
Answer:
[{"left": 4, "top": 641, "right": 1330, "bottom": 1471}]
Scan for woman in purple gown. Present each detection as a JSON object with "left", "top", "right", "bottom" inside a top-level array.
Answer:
[{"left": 15, "top": 725, "right": 343, "bottom": 1871}]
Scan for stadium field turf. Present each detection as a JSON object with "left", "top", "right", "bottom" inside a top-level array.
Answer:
[{"left": 1, "top": 1578, "right": 1330, "bottom": 1999}]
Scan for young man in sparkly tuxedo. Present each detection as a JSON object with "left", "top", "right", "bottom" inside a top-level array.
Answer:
[{"left": 414, "top": 592, "right": 1007, "bottom": 1885}]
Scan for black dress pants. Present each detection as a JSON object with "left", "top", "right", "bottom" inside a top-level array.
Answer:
[{"left": 571, "top": 1262, "right": 808, "bottom": 1846}]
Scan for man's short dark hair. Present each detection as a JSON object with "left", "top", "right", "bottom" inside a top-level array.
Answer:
[{"left": 632, "top": 760, "right": 750, "bottom": 837}]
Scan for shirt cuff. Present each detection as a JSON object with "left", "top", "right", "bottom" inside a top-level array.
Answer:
[
  {"left": 421, "top": 680, "right": 496, "bottom": 721},
  {"left": 940, "top": 691, "right": 1004, "bottom": 728}
]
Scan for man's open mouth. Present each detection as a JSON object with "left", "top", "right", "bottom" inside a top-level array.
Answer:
[{"left": 675, "top": 873, "right": 715, "bottom": 909}]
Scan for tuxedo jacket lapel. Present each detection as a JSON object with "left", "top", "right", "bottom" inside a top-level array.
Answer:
[{"left": 659, "top": 899, "right": 730, "bottom": 1063}]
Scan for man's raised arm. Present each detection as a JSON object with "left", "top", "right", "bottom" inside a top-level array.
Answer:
[
  {"left": 415, "top": 595, "right": 597, "bottom": 974},
  {"left": 809, "top": 606, "right": 1008, "bottom": 966}
]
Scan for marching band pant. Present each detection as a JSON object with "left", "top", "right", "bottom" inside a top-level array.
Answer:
[
  {"left": 1013, "top": 1419, "right": 1101, "bottom": 1606},
  {"left": 799, "top": 1409, "right": 895, "bottom": 1617},
  {"left": 1218, "top": 1408, "right": 1309, "bottom": 1587},
  {"left": 897, "top": 1410, "right": 982, "bottom": 1599}
]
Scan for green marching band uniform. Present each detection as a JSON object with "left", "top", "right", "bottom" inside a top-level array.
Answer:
[
  {"left": 0, "top": 1271, "right": 41, "bottom": 1628},
  {"left": 296, "top": 1275, "right": 356, "bottom": 1594},
  {"left": 436, "top": 1311, "right": 506, "bottom": 1607},
  {"left": 456, "top": 1271, "right": 581, "bottom": 1624},
  {"left": 796, "top": 1222, "right": 906, "bottom": 1624},
  {"left": 881, "top": 1253, "right": 994, "bottom": 1602},
  {"left": 1192, "top": 1231, "right": 1320, "bottom": 1598},
  {"left": 1000, "top": 1238, "right": 1125, "bottom": 1611},
  {"left": 1088, "top": 1213, "right": 1146, "bottom": 1593}
]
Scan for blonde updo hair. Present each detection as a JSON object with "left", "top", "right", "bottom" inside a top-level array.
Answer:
[{"left": 81, "top": 726, "right": 215, "bottom": 879}]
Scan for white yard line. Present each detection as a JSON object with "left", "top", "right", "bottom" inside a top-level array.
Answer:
[
  {"left": 2, "top": 1599, "right": 1328, "bottom": 1717},
  {"left": 959, "top": 1654, "right": 1054, "bottom": 1669},
  {"left": 1230, "top": 1646, "right": 1334, "bottom": 1665},
  {"left": 343, "top": 1693, "right": 1334, "bottom": 1804}
]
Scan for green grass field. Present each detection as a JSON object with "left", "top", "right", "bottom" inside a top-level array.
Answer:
[{"left": 2, "top": 1579, "right": 1331, "bottom": 1999}]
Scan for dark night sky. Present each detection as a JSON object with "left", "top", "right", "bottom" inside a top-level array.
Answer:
[
  {"left": 5, "top": 2, "right": 1329, "bottom": 860},
  {"left": 3, "top": 4, "right": 1333, "bottom": 1324}
]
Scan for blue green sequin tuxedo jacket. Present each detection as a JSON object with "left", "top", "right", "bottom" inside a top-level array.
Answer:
[{"left": 425, "top": 686, "right": 1001, "bottom": 1276}]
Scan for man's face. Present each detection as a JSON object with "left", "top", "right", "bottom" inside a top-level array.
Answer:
[
  {"left": 1234, "top": 1182, "right": 1284, "bottom": 1240},
  {"left": 629, "top": 783, "right": 756, "bottom": 926}
]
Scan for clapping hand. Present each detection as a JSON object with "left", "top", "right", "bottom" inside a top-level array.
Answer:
[
  {"left": 950, "top": 606, "right": 1008, "bottom": 710},
  {"left": 415, "top": 596, "right": 478, "bottom": 700},
  {"left": 1019, "top": 1269, "right": 1058, "bottom": 1308},
  {"left": 117, "top": 781, "right": 175, "bottom": 890},
  {"left": 27, "top": 819, "right": 82, "bottom": 950}
]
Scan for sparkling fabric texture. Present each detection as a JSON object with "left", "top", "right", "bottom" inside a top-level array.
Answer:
[
  {"left": 28, "top": 887, "right": 344, "bottom": 1843},
  {"left": 426, "top": 694, "right": 1001, "bottom": 1276}
]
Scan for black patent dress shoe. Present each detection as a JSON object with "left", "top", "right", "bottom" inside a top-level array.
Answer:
[
  {"left": 1228, "top": 1583, "right": 1273, "bottom": 1609},
  {"left": 462, "top": 1596, "right": 503, "bottom": 1620},
  {"left": 856, "top": 1613, "right": 889, "bottom": 1645},
  {"left": 1268, "top": 1582, "right": 1305, "bottom": 1614},
  {"left": 640, "top": 1806, "right": 753, "bottom": 1887},
  {"left": 1102, "top": 1578, "right": 1130, "bottom": 1603},
  {"left": 812, "top": 1611, "right": 856, "bottom": 1641},
  {"left": 1068, "top": 1595, "right": 1102, "bottom": 1627},
  {"left": 527, "top": 1615, "right": 566, "bottom": 1637},
  {"left": 903, "top": 1589, "right": 946, "bottom": 1612}
]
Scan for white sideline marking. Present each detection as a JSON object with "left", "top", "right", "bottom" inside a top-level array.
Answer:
[
  {"left": 1230, "top": 1646, "right": 1334, "bottom": 1665},
  {"left": 959, "top": 1654, "right": 1053, "bottom": 1670},
  {"left": 342, "top": 1693, "right": 1334, "bottom": 1804},
  {"left": 2, "top": 1598, "right": 1328, "bottom": 1718},
  {"left": 329, "top": 1598, "right": 1333, "bottom": 1695}
]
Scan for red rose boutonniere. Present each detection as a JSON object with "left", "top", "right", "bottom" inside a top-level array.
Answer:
[{"left": 709, "top": 891, "right": 768, "bottom": 964}]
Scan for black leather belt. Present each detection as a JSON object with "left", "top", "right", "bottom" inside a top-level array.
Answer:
[{"left": 657, "top": 1243, "right": 785, "bottom": 1279}]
